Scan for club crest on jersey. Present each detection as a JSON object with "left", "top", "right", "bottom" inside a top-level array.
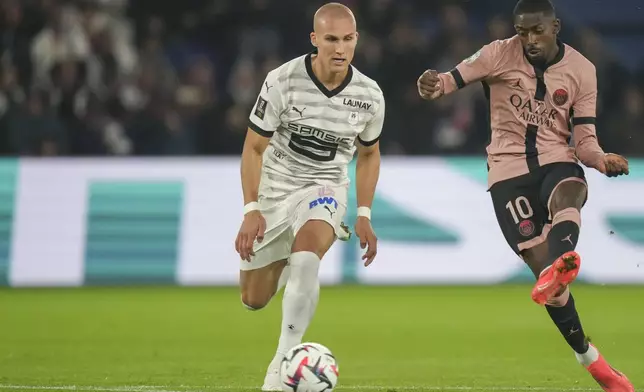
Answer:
[
  {"left": 343, "top": 98, "right": 371, "bottom": 111},
  {"left": 318, "top": 185, "right": 336, "bottom": 197},
  {"left": 348, "top": 111, "right": 359, "bottom": 125},
  {"left": 519, "top": 220, "right": 535, "bottom": 237},
  {"left": 552, "top": 89, "right": 568, "bottom": 106}
]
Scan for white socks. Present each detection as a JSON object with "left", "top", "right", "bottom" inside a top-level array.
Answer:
[
  {"left": 276, "top": 251, "right": 321, "bottom": 357},
  {"left": 575, "top": 344, "right": 599, "bottom": 367},
  {"left": 276, "top": 265, "right": 290, "bottom": 293}
]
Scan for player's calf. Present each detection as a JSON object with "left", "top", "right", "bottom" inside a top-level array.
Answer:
[
  {"left": 240, "top": 260, "right": 288, "bottom": 310},
  {"left": 523, "top": 247, "right": 589, "bottom": 355},
  {"left": 532, "top": 180, "right": 586, "bottom": 304},
  {"left": 261, "top": 220, "right": 335, "bottom": 391},
  {"left": 276, "top": 220, "right": 335, "bottom": 356},
  {"left": 544, "top": 287, "right": 589, "bottom": 354},
  {"left": 547, "top": 180, "right": 586, "bottom": 263}
]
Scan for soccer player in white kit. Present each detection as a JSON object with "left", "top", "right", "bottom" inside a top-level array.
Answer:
[{"left": 234, "top": 3, "right": 385, "bottom": 391}]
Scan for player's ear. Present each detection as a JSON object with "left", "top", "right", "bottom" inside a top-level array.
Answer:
[
  {"left": 553, "top": 18, "right": 561, "bottom": 35},
  {"left": 310, "top": 32, "right": 317, "bottom": 47}
]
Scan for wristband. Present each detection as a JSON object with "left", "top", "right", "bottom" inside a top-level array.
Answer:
[
  {"left": 243, "top": 201, "right": 260, "bottom": 215},
  {"left": 357, "top": 206, "right": 371, "bottom": 220}
]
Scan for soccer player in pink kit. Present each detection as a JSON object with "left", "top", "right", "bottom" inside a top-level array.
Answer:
[{"left": 417, "top": 0, "right": 633, "bottom": 391}]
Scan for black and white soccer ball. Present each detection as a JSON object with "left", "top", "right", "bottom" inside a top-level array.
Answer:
[{"left": 280, "top": 342, "right": 339, "bottom": 392}]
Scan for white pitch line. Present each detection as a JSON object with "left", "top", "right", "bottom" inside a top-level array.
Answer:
[
  {"left": 340, "top": 388, "right": 600, "bottom": 391},
  {"left": 0, "top": 387, "right": 183, "bottom": 392},
  {"left": 0, "top": 385, "right": 603, "bottom": 392},
  {"left": 345, "top": 387, "right": 600, "bottom": 391}
]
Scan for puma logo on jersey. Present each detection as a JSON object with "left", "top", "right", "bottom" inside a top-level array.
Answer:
[
  {"left": 292, "top": 106, "right": 306, "bottom": 117},
  {"left": 343, "top": 98, "right": 371, "bottom": 110},
  {"left": 324, "top": 205, "right": 335, "bottom": 219},
  {"left": 264, "top": 81, "right": 273, "bottom": 92}
]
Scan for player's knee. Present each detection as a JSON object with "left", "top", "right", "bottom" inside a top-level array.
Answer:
[
  {"left": 552, "top": 207, "right": 581, "bottom": 226},
  {"left": 550, "top": 181, "right": 586, "bottom": 214},
  {"left": 240, "top": 291, "right": 270, "bottom": 311},
  {"left": 546, "top": 287, "right": 570, "bottom": 307},
  {"left": 292, "top": 220, "right": 334, "bottom": 257}
]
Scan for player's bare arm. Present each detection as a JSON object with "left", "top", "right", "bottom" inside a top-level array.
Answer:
[
  {"left": 235, "top": 128, "right": 270, "bottom": 262},
  {"left": 355, "top": 141, "right": 380, "bottom": 266}
]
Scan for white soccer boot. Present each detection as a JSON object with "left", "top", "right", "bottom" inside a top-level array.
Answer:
[
  {"left": 337, "top": 221, "right": 352, "bottom": 241},
  {"left": 261, "top": 353, "right": 283, "bottom": 391}
]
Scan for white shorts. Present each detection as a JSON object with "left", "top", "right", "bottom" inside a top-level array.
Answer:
[{"left": 239, "top": 184, "right": 348, "bottom": 271}]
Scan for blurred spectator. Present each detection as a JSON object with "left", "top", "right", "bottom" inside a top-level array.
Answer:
[
  {"left": 603, "top": 86, "right": 644, "bottom": 156},
  {"left": 7, "top": 88, "right": 67, "bottom": 155},
  {"left": 30, "top": 2, "right": 91, "bottom": 86},
  {"left": 0, "top": 0, "right": 640, "bottom": 157},
  {"left": 487, "top": 15, "right": 513, "bottom": 42}
]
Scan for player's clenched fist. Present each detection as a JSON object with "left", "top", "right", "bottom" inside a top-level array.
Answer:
[
  {"left": 598, "top": 153, "right": 629, "bottom": 178},
  {"left": 355, "top": 216, "right": 377, "bottom": 267},
  {"left": 235, "top": 210, "right": 266, "bottom": 262},
  {"left": 417, "top": 69, "right": 442, "bottom": 100}
]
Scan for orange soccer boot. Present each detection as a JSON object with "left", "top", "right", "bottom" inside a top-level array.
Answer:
[
  {"left": 531, "top": 251, "right": 581, "bottom": 305},
  {"left": 577, "top": 344, "right": 635, "bottom": 392}
]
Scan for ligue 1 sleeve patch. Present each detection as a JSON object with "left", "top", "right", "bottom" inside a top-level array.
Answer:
[
  {"left": 465, "top": 48, "right": 482, "bottom": 63},
  {"left": 254, "top": 96, "right": 268, "bottom": 120}
]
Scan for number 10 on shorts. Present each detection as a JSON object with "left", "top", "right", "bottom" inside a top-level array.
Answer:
[{"left": 506, "top": 196, "right": 534, "bottom": 224}]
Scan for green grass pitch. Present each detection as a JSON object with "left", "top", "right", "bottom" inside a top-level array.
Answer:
[{"left": 1, "top": 285, "right": 642, "bottom": 392}]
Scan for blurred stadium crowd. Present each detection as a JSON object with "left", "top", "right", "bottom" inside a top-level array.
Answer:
[{"left": 1, "top": 0, "right": 643, "bottom": 157}]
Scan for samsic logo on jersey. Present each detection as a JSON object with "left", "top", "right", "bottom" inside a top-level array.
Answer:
[
  {"left": 286, "top": 123, "right": 351, "bottom": 145},
  {"left": 509, "top": 94, "right": 558, "bottom": 128}
]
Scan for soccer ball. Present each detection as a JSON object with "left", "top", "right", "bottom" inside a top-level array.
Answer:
[{"left": 280, "top": 342, "right": 339, "bottom": 392}]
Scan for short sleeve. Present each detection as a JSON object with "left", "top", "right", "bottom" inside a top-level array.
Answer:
[
  {"left": 248, "top": 69, "right": 285, "bottom": 137},
  {"left": 358, "top": 92, "right": 385, "bottom": 146}
]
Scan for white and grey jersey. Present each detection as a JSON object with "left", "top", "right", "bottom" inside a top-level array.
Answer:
[{"left": 248, "top": 51, "right": 385, "bottom": 198}]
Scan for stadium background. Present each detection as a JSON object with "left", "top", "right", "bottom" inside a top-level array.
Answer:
[
  {"left": 0, "top": 0, "right": 642, "bottom": 287},
  {"left": 2, "top": 1, "right": 644, "bottom": 391}
]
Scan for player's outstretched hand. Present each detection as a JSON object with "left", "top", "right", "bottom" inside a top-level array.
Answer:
[
  {"left": 355, "top": 216, "right": 377, "bottom": 267},
  {"left": 235, "top": 210, "right": 266, "bottom": 262},
  {"left": 417, "top": 69, "right": 441, "bottom": 100},
  {"left": 598, "top": 153, "right": 629, "bottom": 178}
]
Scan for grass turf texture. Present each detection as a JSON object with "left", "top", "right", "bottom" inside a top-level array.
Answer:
[{"left": 0, "top": 285, "right": 642, "bottom": 392}]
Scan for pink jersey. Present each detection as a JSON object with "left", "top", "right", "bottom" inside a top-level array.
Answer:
[{"left": 438, "top": 35, "right": 605, "bottom": 188}]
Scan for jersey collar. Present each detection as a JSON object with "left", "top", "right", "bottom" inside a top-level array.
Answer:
[
  {"left": 525, "top": 38, "right": 566, "bottom": 71},
  {"left": 305, "top": 49, "right": 353, "bottom": 98}
]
